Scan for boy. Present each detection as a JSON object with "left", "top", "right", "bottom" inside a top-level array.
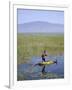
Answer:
[{"left": 41, "top": 50, "right": 47, "bottom": 62}]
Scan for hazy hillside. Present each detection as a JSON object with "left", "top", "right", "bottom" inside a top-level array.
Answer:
[{"left": 17, "top": 21, "right": 64, "bottom": 33}]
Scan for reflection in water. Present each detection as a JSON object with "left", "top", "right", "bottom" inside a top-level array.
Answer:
[
  {"left": 42, "top": 65, "right": 46, "bottom": 74},
  {"left": 40, "top": 65, "right": 59, "bottom": 79},
  {"left": 41, "top": 65, "right": 47, "bottom": 78}
]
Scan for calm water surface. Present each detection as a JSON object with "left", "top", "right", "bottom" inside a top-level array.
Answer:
[{"left": 17, "top": 55, "right": 64, "bottom": 80}]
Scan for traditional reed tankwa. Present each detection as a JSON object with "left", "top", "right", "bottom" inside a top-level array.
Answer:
[{"left": 34, "top": 60, "right": 57, "bottom": 66}]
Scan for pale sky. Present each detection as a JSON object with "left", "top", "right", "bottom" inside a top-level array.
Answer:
[{"left": 17, "top": 9, "right": 64, "bottom": 24}]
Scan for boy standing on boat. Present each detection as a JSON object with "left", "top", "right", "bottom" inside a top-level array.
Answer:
[{"left": 41, "top": 50, "right": 47, "bottom": 62}]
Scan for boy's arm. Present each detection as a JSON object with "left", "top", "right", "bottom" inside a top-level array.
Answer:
[{"left": 45, "top": 54, "right": 47, "bottom": 56}]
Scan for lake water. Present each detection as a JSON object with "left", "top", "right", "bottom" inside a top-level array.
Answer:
[{"left": 17, "top": 55, "right": 64, "bottom": 80}]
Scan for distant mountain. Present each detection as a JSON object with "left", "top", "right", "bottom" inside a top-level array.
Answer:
[{"left": 17, "top": 21, "right": 64, "bottom": 33}]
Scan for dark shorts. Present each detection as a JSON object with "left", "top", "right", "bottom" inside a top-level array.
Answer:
[{"left": 42, "top": 57, "right": 45, "bottom": 61}]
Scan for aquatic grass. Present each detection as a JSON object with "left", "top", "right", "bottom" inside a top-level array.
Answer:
[{"left": 17, "top": 33, "right": 64, "bottom": 64}]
